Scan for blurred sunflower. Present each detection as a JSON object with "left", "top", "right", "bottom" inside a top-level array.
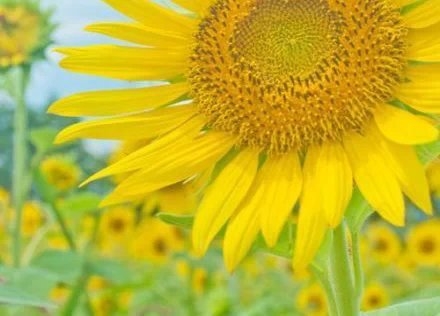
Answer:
[
  {"left": 98, "top": 205, "right": 136, "bottom": 255},
  {"left": 296, "top": 283, "right": 328, "bottom": 316},
  {"left": 406, "top": 219, "right": 440, "bottom": 266},
  {"left": 21, "top": 200, "right": 44, "bottom": 238},
  {"left": 128, "top": 217, "right": 184, "bottom": 263},
  {"left": 0, "top": 0, "right": 53, "bottom": 69},
  {"left": 364, "top": 223, "right": 402, "bottom": 265},
  {"left": 50, "top": 0, "right": 440, "bottom": 269},
  {"left": 40, "top": 155, "right": 81, "bottom": 191},
  {"left": 361, "top": 283, "right": 390, "bottom": 311}
]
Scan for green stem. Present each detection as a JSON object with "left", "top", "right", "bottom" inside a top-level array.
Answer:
[
  {"left": 50, "top": 202, "right": 77, "bottom": 251},
  {"left": 352, "top": 233, "right": 364, "bottom": 309},
  {"left": 328, "top": 223, "right": 358, "bottom": 316},
  {"left": 11, "top": 66, "right": 30, "bottom": 268},
  {"left": 311, "top": 263, "right": 338, "bottom": 316},
  {"left": 61, "top": 268, "right": 91, "bottom": 316}
]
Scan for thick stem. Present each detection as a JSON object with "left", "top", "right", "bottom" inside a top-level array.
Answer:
[
  {"left": 11, "top": 66, "right": 30, "bottom": 268},
  {"left": 328, "top": 223, "right": 358, "bottom": 316}
]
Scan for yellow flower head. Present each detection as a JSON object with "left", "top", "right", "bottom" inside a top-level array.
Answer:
[
  {"left": 361, "top": 283, "right": 390, "bottom": 311},
  {"left": 50, "top": 0, "right": 439, "bottom": 270},
  {"left": 98, "top": 205, "right": 136, "bottom": 256},
  {"left": 406, "top": 219, "right": 440, "bottom": 266},
  {"left": 40, "top": 155, "right": 81, "bottom": 191},
  {"left": 296, "top": 283, "right": 328, "bottom": 316},
  {"left": 47, "top": 233, "right": 69, "bottom": 250},
  {"left": 192, "top": 267, "right": 208, "bottom": 295},
  {"left": 0, "top": 0, "right": 53, "bottom": 69},
  {"left": 128, "top": 217, "right": 184, "bottom": 263},
  {"left": 49, "top": 283, "right": 70, "bottom": 305},
  {"left": 21, "top": 200, "right": 44, "bottom": 237},
  {"left": 364, "top": 223, "right": 402, "bottom": 264}
]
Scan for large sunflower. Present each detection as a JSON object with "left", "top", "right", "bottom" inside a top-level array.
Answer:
[{"left": 50, "top": 0, "right": 440, "bottom": 270}]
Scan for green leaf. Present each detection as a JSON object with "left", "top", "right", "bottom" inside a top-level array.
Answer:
[
  {"left": 0, "top": 285, "right": 56, "bottom": 310},
  {"left": 157, "top": 213, "right": 194, "bottom": 230},
  {"left": 30, "top": 250, "right": 84, "bottom": 284},
  {"left": 254, "top": 223, "right": 295, "bottom": 259},
  {"left": 87, "top": 258, "right": 133, "bottom": 285},
  {"left": 29, "top": 127, "right": 57, "bottom": 154},
  {"left": 417, "top": 140, "right": 440, "bottom": 165},
  {"left": 57, "top": 192, "right": 101, "bottom": 214},
  {"left": 363, "top": 297, "right": 440, "bottom": 316}
]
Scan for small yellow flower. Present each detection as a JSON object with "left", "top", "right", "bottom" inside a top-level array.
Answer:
[
  {"left": 192, "top": 268, "right": 208, "bottom": 295},
  {"left": 175, "top": 259, "right": 190, "bottom": 278},
  {"left": 296, "top": 283, "right": 328, "bottom": 316},
  {"left": 47, "top": 233, "right": 69, "bottom": 250},
  {"left": 128, "top": 217, "right": 184, "bottom": 263},
  {"left": 49, "top": 283, "right": 70, "bottom": 304},
  {"left": 364, "top": 224, "right": 401, "bottom": 265},
  {"left": 40, "top": 156, "right": 81, "bottom": 191},
  {"left": 21, "top": 201, "right": 44, "bottom": 237},
  {"left": 90, "top": 295, "right": 113, "bottom": 316},
  {"left": 87, "top": 276, "right": 108, "bottom": 292},
  {"left": 0, "top": 0, "right": 53, "bottom": 69},
  {"left": 99, "top": 205, "right": 135, "bottom": 239},
  {"left": 361, "top": 283, "right": 390, "bottom": 311},
  {"left": 116, "top": 290, "right": 133, "bottom": 311},
  {"left": 407, "top": 220, "right": 440, "bottom": 266}
]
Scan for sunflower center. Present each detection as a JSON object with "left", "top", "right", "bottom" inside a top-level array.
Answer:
[{"left": 189, "top": 0, "right": 407, "bottom": 153}]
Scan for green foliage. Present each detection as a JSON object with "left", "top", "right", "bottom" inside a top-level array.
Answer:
[{"left": 363, "top": 297, "right": 440, "bottom": 316}]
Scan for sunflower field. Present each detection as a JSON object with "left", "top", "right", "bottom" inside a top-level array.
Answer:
[{"left": 1, "top": 0, "right": 440, "bottom": 315}]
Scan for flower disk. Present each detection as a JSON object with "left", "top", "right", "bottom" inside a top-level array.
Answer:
[{"left": 189, "top": 0, "right": 407, "bottom": 153}]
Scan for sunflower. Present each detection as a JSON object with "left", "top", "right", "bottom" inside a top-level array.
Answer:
[
  {"left": 296, "top": 283, "right": 328, "bottom": 316},
  {"left": 0, "top": 0, "right": 53, "bottom": 69},
  {"left": 364, "top": 223, "right": 402, "bottom": 265},
  {"left": 40, "top": 155, "right": 81, "bottom": 191},
  {"left": 128, "top": 217, "right": 184, "bottom": 263},
  {"left": 50, "top": 0, "right": 439, "bottom": 270},
  {"left": 361, "top": 283, "right": 390, "bottom": 311},
  {"left": 406, "top": 219, "right": 440, "bottom": 266}
]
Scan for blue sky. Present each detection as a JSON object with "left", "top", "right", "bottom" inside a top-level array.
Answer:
[{"left": 27, "top": 0, "right": 137, "bottom": 108}]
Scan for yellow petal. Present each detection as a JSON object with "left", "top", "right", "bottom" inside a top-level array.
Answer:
[
  {"left": 223, "top": 198, "right": 260, "bottom": 272},
  {"left": 407, "top": 22, "right": 440, "bottom": 62},
  {"left": 371, "top": 128, "right": 433, "bottom": 214},
  {"left": 57, "top": 45, "right": 188, "bottom": 80},
  {"left": 101, "top": 131, "right": 236, "bottom": 206},
  {"left": 85, "top": 22, "right": 188, "bottom": 47},
  {"left": 48, "top": 82, "right": 189, "bottom": 117},
  {"left": 316, "top": 143, "right": 352, "bottom": 228},
  {"left": 374, "top": 104, "right": 438, "bottom": 145},
  {"left": 258, "top": 153, "right": 302, "bottom": 247},
  {"left": 344, "top": 130, "right": 405, "bottom": 226},
  {"left": 173, "top": 0, "right": 210, "bottom": 15},
  {"left": 103, "top": 0, "right": 196, "bottom": 34},
  {"left": 402, "top": 0, "right": 440, "bottom": 28},
  {"left": 192, "top": 149, "right": 259, "bottom": 256},
  {"left": 81, "top": 116, "right": 206, "bottom": 185},
  {"left": 396, "top": 63, "right": 440, "bottom": 113},
  {"left": 293, "top": 146, "right": 328, "bottom": 270},
  {"left": 54, "top": 105, "right": 196, "bottom": 143}
]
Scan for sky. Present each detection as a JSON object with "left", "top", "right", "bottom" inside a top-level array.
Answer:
[{"left": 27, "top": 0, "right": 137, "bottom": 108}]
